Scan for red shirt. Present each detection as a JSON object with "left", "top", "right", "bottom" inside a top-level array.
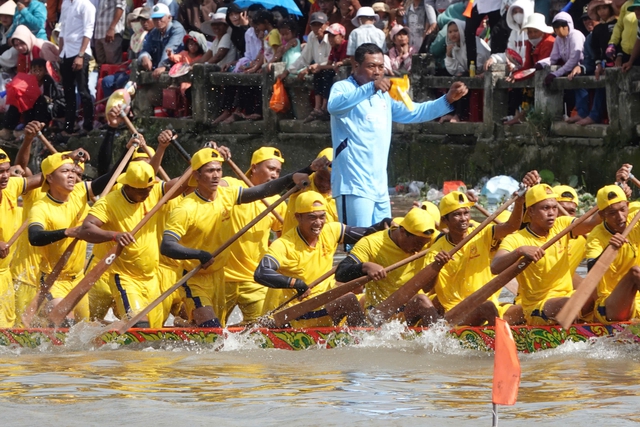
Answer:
[
  {"left": 523, "top": 34, "right": 555, "bottom": 70},
  {"left": 329, "top": 40, "right": 348, "bottom": 63}
]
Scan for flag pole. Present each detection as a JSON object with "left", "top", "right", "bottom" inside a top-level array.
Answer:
[{"left": 492, "top": 403, "right": 498, "bottom": 427}]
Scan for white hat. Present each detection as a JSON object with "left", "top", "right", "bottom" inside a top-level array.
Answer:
[
  {"left": 150, "top": 3, "right": 171, "bottom": 19},
  {"left": 200, "top": 12, "right": 227, "bottom": 36},
  {"left": 352, "top": 6, "right": 379, "bottom": 28},
  {"left": 0, "top": 1, "right": 16, "bottom": 16},
  {"left": 522, "top": 12, "right": 553, "bottom": 34}
]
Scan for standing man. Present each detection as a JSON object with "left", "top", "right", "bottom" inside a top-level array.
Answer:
[
  {"left": 58, "top": 0, "right": 95, "bottom": 137},
  {"left": 138, "top": 3, "right": 186, "bottom": 79},
  {"left": 328, "top": 43, "right": 468, "bottom": 227},
  {"left": 93, "top": 0, "right": 126, "bottom": 64}
]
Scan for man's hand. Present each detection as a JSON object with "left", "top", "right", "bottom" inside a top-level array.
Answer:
[
  {"left": 622, "top": 60, "right": 633, "bottom": 73},
  {"left": 105, "top": 28, "right": 115, "bottom": 43},
  {"left": 567, "top": 65, "right": 581, "bottom": 80},
  {"left": 425, "top": 22, "right": 437, "bottom": 36},
  {"left": 615, "top": 56, "right": 622, "bottom": 68},
  {"left": 517, "top": 246, "right": 545, "bottom": 262},
  {"left": 543, "top": 73, "right": 556, "bottom": 86},
  {"left": 308, "top": 63, "right": 319, "bottom": 73},
  {"left": 362, "top": 262, "right": 387, "bottom": 281},
  {"left": 610, "top": 233, "right": 628, "bottom": 249},
  {"left": 10, "top": 165, "right": 24, "bottom": 177},
  {"left": 215, "top": 144, "right": 232, "bottom": 160},
  {"left": 69, "top": 148, "right": 91, "bottom": 163},
  {"left": 72, "top": 55, "right": 84, "bottom": 71},
  {"left": 198, "top": 250, "right": 214, "bottom": 269},
  {"left": 152, "top": 66, "right": 166, "bottom": 79},
  {"left": 157, "top": 130, "right": 174, "bottom": 147},
  {"left": 64, "top": 226, "right": 82, "bottom": 238},
  {"left": 446, "top": 43, "right": 454, "bottom": 57},
  {"left": 114, "top": 232, "right": 136, "bottom": 247},
  {"left": 374, "top": 77, "right": 391, "bottom": 93},
  {"left": 445, "top": 81, "right": 468, "bottom": 104},
  {"left": 292, "top": 173, "right": 310, "bottom": 188},
  {"left": 297, "top": 69, "right": 309, "bottom": 80},
  {"left": 0, "top": 241, "right": 9, "bottom": 259},
  {"left": 595, "top": 63, "right": 603, "bottom": 80},
  {"left": 433, "top": 251, "right": 451, "bottom": 269},
  {"left": 621, "top": 182, "right": 632, "bottom": 199},
  {"left": 522, "top": 170, "right": 540, "bottom": 188},
  {"left": 126, "top": 133, "right": 144, "bottom": 149},
  {"left": 484, "top": 57, "right": 495, "bottom": 71},
  {"left": 24, "top": 121, "right": 45, "bottom": 143},
  {"left": 310, "top": 155, "right": 330, "bottom": 172},
  {"left": 616, "top": 163, "right": 632, "bottom": 182},
  {"left": 141, "top": 56, "right": 153, "bottom": 71}
]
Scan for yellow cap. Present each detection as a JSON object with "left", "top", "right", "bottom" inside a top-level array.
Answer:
[
  {"left": 596, "top": 185, "right": 627, "bottom": 211},
  {"left": 246, "top": 147, "right": 285, "bottom": 176},
  {"left": 132, "top": 146, "right": 156, "bottom": 160},
  {"left": 523, "top": 184, "right": 557, "bottom": 222},
  {"left": 399, "top": 208, "right": 436, "bottom": 238},
  {"left": 117, "top": 161, "right": 157, "bottom": 189},
  {"left": 295, "top": 190, "right": 327, "bottom": 214},
  {"left": 420, "top": 201, "right": 441, "bottom": 227},
  {"left": 0, "top": 148, "right": 9, "bottom": 164},
  {"left": 41, "top": 153, "right": 75, "bottom": 190},
  {"left": 60, "top": 151, "right": 85, "bottom": 172},
  {"left": 439, "top": 191, "right": 474, "bottom": 217},
  {"left": 189, "top": 148, "right": 225, "bottom": 187},
  {"left": 553, "top": 185, "right": 578, "bottom": 203},
  {"left": 629, "top": 201, "right": 640, "bottom": 216},
  {"left": 317, "top": 147, "right": 333, "bottom": 162}
]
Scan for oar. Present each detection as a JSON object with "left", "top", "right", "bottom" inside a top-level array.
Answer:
[
  {"left": 36, "top": 131, "right": 58, "bottom": 154},
  {"left": 119, "top": 112, "right": 171, "bottom": 182},
  {"left": 47, "top": 166, "right": 194, "bottom": 326},
  {"left": 368, "top": 189, "right": 525, "bottom": 326},
  {"left": 226, "top": 158, "right": 285, "bottom": 224},
  {"left": 251, "top": 266, "right": 338, "bottom": 328},
  {"left": 6, "top": 220, "right": 28, "bottom": 248},
  {"left": 444, "top": 205, "right": 599, "bottom": 326},
  {"left": 474, "top": 204, "right": 502, "bottom": 224},
  {"left": 116, "top": 182, "right": 306, "bottom": 334},
  {"left": 556, "top": 208, "right": 640, "bottom": 329},
  {"left": 272, "top": 249, "right": 430, "bottom": 328},
  {"left": 22, "top": 145, "right": 140, "bottom": 327}
]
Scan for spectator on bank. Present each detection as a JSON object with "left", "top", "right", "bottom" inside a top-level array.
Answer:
[
  {"left": 7, "top": 0, "right": 46, "bottom": 40},
  {"left": 484, "top": 0, "right": 533, "bottom": 73},
  {"left": 225, "top": 2, "right": 250, "bottom": 57},
  {"left": 307, "top": 0, "right": 341, "bottom": 35},
  {"left": 138, "top": 3, "right": 186, "bottom": 79},
  {"left": 127, "top": 7, "right": 152, "bottom": 60},
  {"left": 620, "top": 0, "right": 640, "bottom": 69},
  {"left": 195, "top": 11, "right": 238, "bottom": 67},
  {"left": 92, "top": 0, "right": 126, "bottom": 64},
  {"left": 254, "top": 9, "right": 279, "bottom": 63},
  {"left": 10, "top": 24, "right": 59, "bottom": 73},
  {"left": 338, "top": 0, "right": 359, "bottom": 37},
  {"left": 608, "top": 0, "right": 638, "bottom": 67},
  {"left": 464, "top": 0, "right": 509, "bottom": 71},
  {"left": 145, "top": 0, "right": 179, "bottom": 21},
  {"left": 347, "top": 6, "right": 387, "bottom": 56},
  {"left": 178, "top": 0, "right": 216, "bottom": 36},
  {"left": 388, "top": 25, "right": 414, "bottom": 73},
  {"left": 270, "top": 17, "right": 301, "bottom": 66},
  {"left": 0, "top": 1, "right": 15, "bottom": 53},
  {"left": 58, "top": 0, "right": 95, "bottom": 136},
  {"left": 372, "top": 2, "right": 391, "bottom": 35},
  {"left": 402, "top": 0, "right": 437, "bottom": 53},
  {"left": 167, "top": 31, "right": 207, "bottom": 65}
]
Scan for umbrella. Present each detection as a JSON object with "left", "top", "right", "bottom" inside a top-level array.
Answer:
[
  {"left": 6, "top": 72, "right": 40, "bottom": 113},
  {"left": 233, "top": 0, "right": 302, "bottom": 16}
]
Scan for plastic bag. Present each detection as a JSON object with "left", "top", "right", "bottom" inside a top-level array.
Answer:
[{"left": 269, "top": 79, "right": 290, "bottom": 114}]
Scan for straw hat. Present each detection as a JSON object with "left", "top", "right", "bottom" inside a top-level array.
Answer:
[
  {"left": 200, "top": 12, "right": 227, "bottom": 37},
  {"left": 587, "top": 0, "right": 613, "bottom": 21}
]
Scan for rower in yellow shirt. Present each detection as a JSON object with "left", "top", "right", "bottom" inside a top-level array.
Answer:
[
  {"left": 161, "top": 146, "right": 319, "bottom": 328},
  {"left": 492, "top": 184, "right": 601, "bottom": 326},
  {"left": 335, "top": 208, "right": 438, "bottom": 325},
  {"left": 220, "top": 147, "right": 288, "bottom": 326},
  {"left": 282, "top": 148, "right": 337, "bottom": 234},
  {"left": 255, "top": 191, "right": 391, "bottom": 327},
  {"left": 554, "top": 185, "right": 586, "bottom": 276},
  {"left": 587, "top": 185, "right": 640, "bottom": 323}
]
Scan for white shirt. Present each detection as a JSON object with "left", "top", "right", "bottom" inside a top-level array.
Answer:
[
  {"left": 209, "top": 31, "right": 237, "bottom": 67},
  {"left": 59, "top": 0, "right": 96, "bottom": 58},
  {"left": 288, "top": 32, "right": 331, "bottom": 73},
  {"left": 346, "top": 24, "right": 387, "bottom": 56}
]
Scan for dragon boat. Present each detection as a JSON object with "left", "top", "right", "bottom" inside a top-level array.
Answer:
[{"left": 0, "top": 322, "right": 638, "bottom": 352}]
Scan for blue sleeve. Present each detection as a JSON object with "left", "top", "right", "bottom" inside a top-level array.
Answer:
[
  {"left": 391, "top": 95, "right": 454, "bottom": 124},
  {"left": 327, "top": 80, "right": 375, "bottom": 116},
  {"left": 17, "top": 4, "right": 47, "bottom": 36},
  {"left": 138, "top": 33, "right": 153, "bottom": 63}
]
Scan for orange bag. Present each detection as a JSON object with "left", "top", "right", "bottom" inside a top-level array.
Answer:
[{"left": 269, "top": 79, "right": 290, "bottom": 113}]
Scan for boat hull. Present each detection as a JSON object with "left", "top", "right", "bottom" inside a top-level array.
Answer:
[{"left": 0, "top": 323, "right": 636, "bottom": 352}]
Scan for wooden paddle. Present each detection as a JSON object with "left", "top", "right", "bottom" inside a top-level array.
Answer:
[
  {"left": 6, "top": 220, "right": 28, "bottom": 248},
  {"left": 368, "top": 190, "right": 524, "bottom": 326},
  {"left": 46, "top": 166, "right": 194, "bottom": 326},
  {"left": 444, "top": 205, "right": 599, "bottom": 326},
  {"left": 119, "top": 112, "right": 171, "bottom": 182},
  {"left": 474, "top": 204, "right": 502, "bottom": 224},
  {"left": 100, "top": 143, "right": 138, "bottom": 198},
  {"left": 36, "top": 131, "right": 57, "bottom": 154},
  {"left": 556, "top": 208, "right": 640, "bottom": 329},
  {"left": 116, "top": 182, "right": 305, "bottom": 334}
]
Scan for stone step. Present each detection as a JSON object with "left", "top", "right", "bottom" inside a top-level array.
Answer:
[{"left": 550, "top": 121, "right": 609, "bottom": 138}]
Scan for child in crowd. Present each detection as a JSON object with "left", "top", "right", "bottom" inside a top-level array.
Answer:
[
  {"left": 272, "top": 18, "right": 301, "bottom": 68},
  {"left": 347, "top": 6, "right": 387, "bottom": 56},
  {"left": 166, "top": 32, "right": 207, "bottom": 65},
  {"left": 388, "top": 25, "right": 415, "bottom": 73},
  {"left": 254, "top": 9, "right": 280, "bottom": 63}
]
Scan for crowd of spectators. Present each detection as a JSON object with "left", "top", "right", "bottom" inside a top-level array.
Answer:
[{"left": 0, "top": 0, "right": 635, "bottom": 141}]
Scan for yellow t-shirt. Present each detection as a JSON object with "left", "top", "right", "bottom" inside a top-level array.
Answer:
[
  {"left": 88, "top": 184, "right": 165, "bottom": 279},
  {"left": 349, "top": 229, "right": 428, "bottom": 308},
  {"left": 28, "top": 182, "right": 90, "bottom": 277},
  {"left": 0, "top": 177, "right": 25, "bottom": 271},
  {"left": 164, "top": 185, "right": 241, "bottom": 275},
  {"left": 223, "top": 177, "right": 287, "bottom": 283},
  {"left": 585, "top": 222, "right": 640, "bottom": 301},
  {"left": 10, "top": 187, "right": 45, "bottom": 283},
  {"left": 282, "top": 177, "right": 337, "bottom": 234},
  {"left": 426, "top": 225, "right": 498, "bottom": 312},
  {"left": 267, "top": 28, "right": 281, "bottom": 48},
  {"left": 158, "top": 194, "right": 183, "bottom": 269},
  {"left": 568, "top": 235, "right": 586, "bottom": 274},
  {"left": 499, "top": 216, "right": 575, "bottom": 312}
]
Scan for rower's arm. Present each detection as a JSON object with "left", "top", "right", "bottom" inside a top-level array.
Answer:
[
  {"left": 88, "top": 148, "right": 129, "bottom": 197},
  {"left": 254, "top": 255, "right": 309, "bottom": 294},
  {"left": 77, "top": 215, "right": 114, "bottom": 244},
  {"left": 335, "top": 255, "right": 366, "bottom": 282},
  {"left": 28, "top": 224, "right": 68, "bottom": 246},
  {"left": 572, "top": 211, "right": 603, "bottom": 237},
  {"left": 491, "top": 248, "right": 523, "bottom": 275},
  {"left": 342, "top": 219, "right": 391, "bottom": 245},
  {"left": 239, "top": 167, "right": 312, "bottom": 204},
  {"left": 160, "top": 233, "right": 213, "bottom": 265},
  {"left": 149, "top": 130, "right": 172, "bottom": 174},
  {"left": 493, "top": 195, "right": 526, "bottom": 240},
  {"left": 165, "top": 176, "right": 190, "bottom": 199},
  {"left": 14, "top": 122, "right": 42, "bottom": 169}
]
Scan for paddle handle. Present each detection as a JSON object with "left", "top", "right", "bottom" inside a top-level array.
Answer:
[
  {"left": 170, "top": 136, "right": 191, "bottom": 163},
  {"left": 140, "top": 144, "right": 171, "bottom": 181},
  {"left": 556, "top": 207, "right": 640, "bottom": 328},
  {"left": 628, "top": 173, "right": 640, "bottom": 190},
  {"left": 120, "top": 112, "right": 170, "bottom": 182},
  {"left": 36, "top": 131, "right": 57, "bottom": 154},
  {"left": 117, "top": 183, "right": 305, "bottom": 333},
  {"left": 474, "top": 204, "right": 502, "bottom": 224},
  {"left": 100, "top": 144, "right": 137, "bottom": 198},
  {"left": 47, "top": 167, "right": 194, "bottom": 326},
  {"left": 7, "top": 220, "right": 27, "bottom": 247},
  {"left": 227, "top": 158, "right": 285, "bottom": 224}
]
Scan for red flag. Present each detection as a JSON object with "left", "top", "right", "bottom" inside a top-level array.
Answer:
[{"left": 492, "top": 318, "right": 520, "bottom": 405}]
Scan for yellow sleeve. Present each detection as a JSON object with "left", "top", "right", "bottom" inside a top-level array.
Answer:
[
  {"left": 329, "top": 221, "right": 345, "bottom": 245},
  {"left": 585, "top": 228, "right": 607, "bottom": 260},
  {"left": 609, "top": 4, "right": 627, "bottom": 45},
  {"left": 88, "top": 197, "right": 110, "bottom": 224},
  {"left": 269, "top": 29, "right": 281, "bottom": 47},
  {"left": 7, "top": 177, "right": 26, "bottom": 199},
  {"left": 266, "top": 238, "right": 293, "bottom": 270},
  {"left": 271, "top": 202, "right": 287, "bottom": 233},
  {"left": 164, "top": 203, "right": 191, "bottom": 239},
  {"left": 349, "top": 234, "right": 374, "bottom": 263},
  {"left": 28, "top": 200, "right": 48, "bottom": 228},
  {"left": 499, "top": 233, "right": 520, "bottom": 253}
]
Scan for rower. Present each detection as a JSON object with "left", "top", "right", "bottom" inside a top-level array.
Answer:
[
  {"left": 220, "top": 147, "right": 288, "bottom": 326},
  {"left": 334, "top": 208, "right": 439, "bottom": 325},
  {"left": 491, "top": 183, "right": 601, "bottom": 325},
  {"left": 161, "top": 147, "right": 316, "bottom": 328},
  {"left": 424, "top": 173, "right": 532, "bottom": 326},
  {"left": 282, "top": 148, "right": 337, "bottom": 234},
  {"left": 255, "top": 191, "right": 389, "bottom": 327},
  {"left": 553, "top": 185, "right": 586, "bottom": 277}
]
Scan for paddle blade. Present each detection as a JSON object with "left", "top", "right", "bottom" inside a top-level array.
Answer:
[{"left": 492, "top": 318, "right": 520, "bottom": 406}]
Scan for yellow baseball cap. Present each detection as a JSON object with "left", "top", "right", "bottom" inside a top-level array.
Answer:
[
  {"left": 399, "top": 207, "right": 436, "bottom": 238},
  {"left": 132, "top": 146, "right": 156, "bottom": 161},
  {"left": 439, "top": 191, "right": 474, "bottom": 217},
  {"left": 596, "top": 185, "right": 627, "bottom": 211},
  {"left": 523, "top": 184, "right": 557, "bottom": 222},
  {"left": 117, "top": 161, "right": 157, "bottom": 189},
  {"left": 41, "top": 152, "right": 75, "bottom": 190},
  {"left": 317, "top": 147, "right": 333, "bottom": 162},
  {"left": 60, "top": 151, "right": 85, "bottom": 172},
  {"left": 420, "top": 201, "right": 441, "bottom": 227},
  {"left": 0, "top": 148, "right": 9, "bottom": 164},
  {"left": 189, "top": 148, "right": 225, "bottom": 187},
  {"left": 295, "top": 190, "right": 327, "bottom": 214},
  {"left": 553, "top": 185, "right": 578, "bottom": 203},
  {"left": 246, "top": 146, "right": 284, "bottom": 176}
]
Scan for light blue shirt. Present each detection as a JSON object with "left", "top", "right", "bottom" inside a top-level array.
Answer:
[{"left": 328, "top": 76, "right": 453, "bottom": 202}]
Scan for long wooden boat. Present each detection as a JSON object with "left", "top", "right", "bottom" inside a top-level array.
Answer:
[{"left": 0, "top": 323, "right": 638, "bottom": 352}]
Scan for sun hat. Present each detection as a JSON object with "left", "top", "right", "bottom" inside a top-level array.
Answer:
[
  {"left": 150, "top": 3, "right": 171, "bottom": 19},
  {"left": 522, "top": 12, "right": 553, "bottom": 34},
  {"left": 352, "top": 6, "right": 379, "bottom": 27},
  {"left": 389, "top": 24, "right": 409, "bottom": 40},
  {"left": 200, "top": 12, "right": 227, "bottom": 36}
]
